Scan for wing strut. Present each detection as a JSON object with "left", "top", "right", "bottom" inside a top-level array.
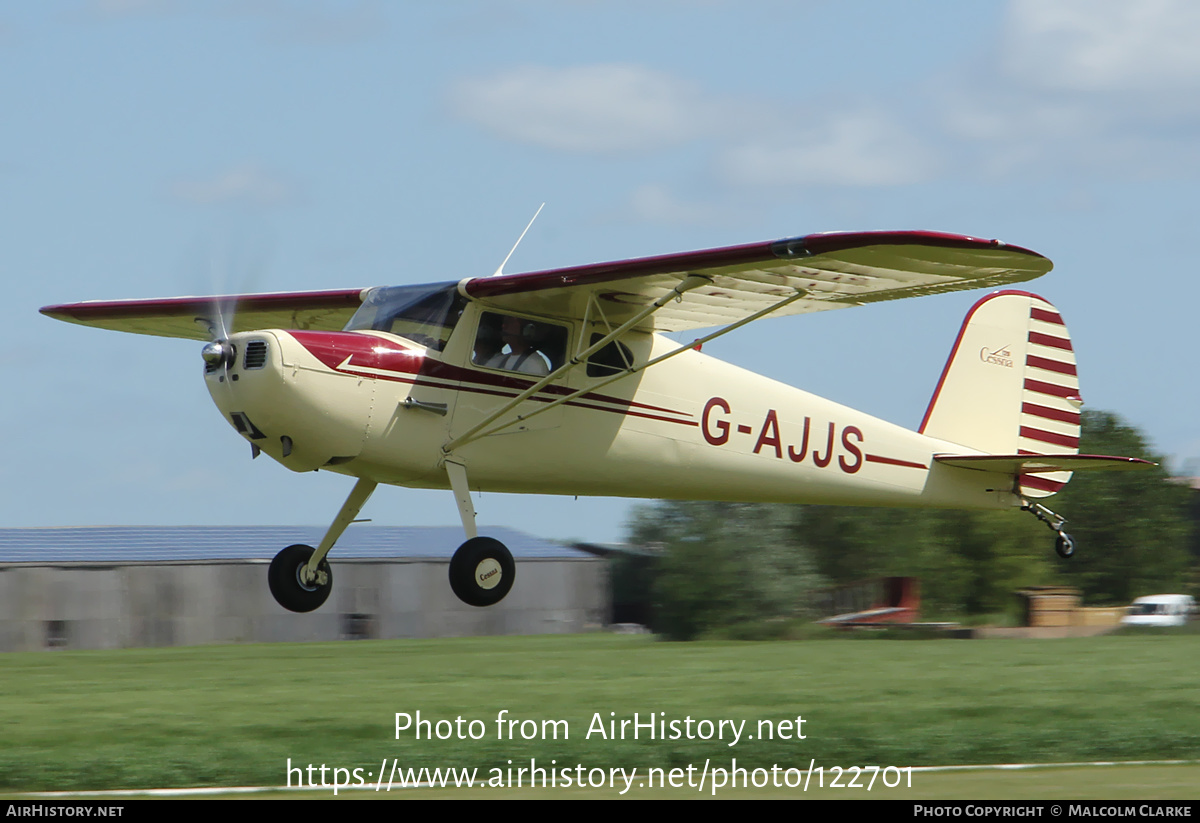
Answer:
[
  {"left": 442, "top": 274, "right": 711, "bottom": 454},
  {"left": 442, "top": 284, "right": 810, "bottom": 454}
]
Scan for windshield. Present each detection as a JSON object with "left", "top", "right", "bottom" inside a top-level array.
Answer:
[{"left": 343, "top": 284, "right": 465, "bottom": 351}]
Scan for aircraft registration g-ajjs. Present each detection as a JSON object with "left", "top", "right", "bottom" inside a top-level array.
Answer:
[{"left": 42, "top": 229, "right": 1154, "bottom": 613}]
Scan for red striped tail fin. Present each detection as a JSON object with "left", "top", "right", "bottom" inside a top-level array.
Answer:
[{"left": 920, "top": 291, "right": 1081, "bottom": 498}]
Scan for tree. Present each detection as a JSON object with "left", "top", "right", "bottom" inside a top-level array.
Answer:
[
  {"left": 1051, "top": 410, "right": 1191, "bottom": 603},
  {"left": 795, "top": 411, "right": 1193, "bottom": 612},
  {"left": 623, "top": 410, "right": 1194, "bottom": 630},
  {"left": 625, "top": 501, "right": 823, "bottom": 640},
  {"left": 794, "top": 506, "right": 1053, "bottom": 617}
]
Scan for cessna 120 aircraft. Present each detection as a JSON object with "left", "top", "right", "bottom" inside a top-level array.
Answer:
[{"left": 41, "top": 229, "right": 1153, "bottom": 613}]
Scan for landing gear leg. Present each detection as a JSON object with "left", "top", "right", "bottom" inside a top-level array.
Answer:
[
  {"left": 268, "top": 477, "right": 377, "bottom": 612},
  {"left": 1021, "top": 499, "right": 1075, "bottom": 559},
  {"left": 445, "top": 459, "right": 515, "bottom": 607}
]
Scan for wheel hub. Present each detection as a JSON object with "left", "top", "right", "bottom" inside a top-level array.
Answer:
[
  {"left": 296, "top": 563, "right": 326, "bottom": 591},
  {"left": 475, "top": 558, "right": 503, "bottom": 590}
]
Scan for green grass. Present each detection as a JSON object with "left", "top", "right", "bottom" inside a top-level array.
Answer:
[
  {"left": 2, "top": 633, "right": 1198, "bottom": 795},
  {"left": 8, "top": 765, "right": 1200, "bottom": 800}
]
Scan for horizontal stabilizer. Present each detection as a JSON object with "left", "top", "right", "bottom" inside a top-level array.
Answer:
[{"left": 935, "top": 453, "right": 1156, "bottom": 475}]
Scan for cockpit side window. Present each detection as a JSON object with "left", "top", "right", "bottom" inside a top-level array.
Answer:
[
  {"left": 343, "top": 284, "right": 466, "bottom": 351},
  {"left": 472, "top": 312, "right": 567, "bottom": 376},
  {"left": 586, "top": 333, "right": 635, "bottom": 377}
]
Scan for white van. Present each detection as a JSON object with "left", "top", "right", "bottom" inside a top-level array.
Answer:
[{"left": 1120, "top": 594, "right": 1196, "bottom": 627}]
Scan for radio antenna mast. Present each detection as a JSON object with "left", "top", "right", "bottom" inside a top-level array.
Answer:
[{"left": 491, "top": 203, "right": 545, "bottom": 277}]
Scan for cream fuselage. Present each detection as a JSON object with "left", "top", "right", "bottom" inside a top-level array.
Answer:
[{"left": 205, "top": 305, "right": 1017, "bottom": 511}]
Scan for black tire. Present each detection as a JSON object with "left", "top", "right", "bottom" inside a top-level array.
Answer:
[
  {"left": 449, "top": 537, "right": 515, "bottom": 607},
  {"left": 268, "top": 544, "right": 333, "bottom": 612},
  {"left": 1055, "top": 532, "right": 1076, "bottom": 559}
]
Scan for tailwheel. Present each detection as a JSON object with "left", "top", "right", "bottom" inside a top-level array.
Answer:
[
  {"left": 1022, "top": 499, "right": 1075, "bottom": 560},
  {"left": 268, "top": 544, "right": 333, "bottom": 612},
  {"left": 1055, "top": 532, "right": 1076, "bottom": 559},
  {"left": 449, "top": 536, "right": 515, "bottom": 607}
]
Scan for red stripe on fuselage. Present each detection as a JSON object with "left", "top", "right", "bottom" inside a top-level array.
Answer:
[
  {"left": 865, "top": 454, "right": 928, "bottom": 470},
  {"left": 287, "top": 330, "right": 696, "bottom": 425}
]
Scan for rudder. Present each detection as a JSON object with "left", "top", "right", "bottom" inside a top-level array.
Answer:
[{"left": 920, "top": 290, "right": 1082, "bottom": 497}]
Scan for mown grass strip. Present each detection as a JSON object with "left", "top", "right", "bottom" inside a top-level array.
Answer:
[{"left": 2, "top": 633, "right": 1196, "bottom": 792}]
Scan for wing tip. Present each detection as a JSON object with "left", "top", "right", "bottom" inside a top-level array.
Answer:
[{"left": 779, "top": 230, "right": 1049, "bottom": 263}]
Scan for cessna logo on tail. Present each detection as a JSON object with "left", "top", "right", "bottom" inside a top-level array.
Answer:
[{"left": 980, "top": 345, "right": 1014, "bottom": 368}]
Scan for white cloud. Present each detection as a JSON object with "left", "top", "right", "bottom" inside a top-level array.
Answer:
[
  {"left": 722, "top": 110, "right": 938, "bottom": 187},
  {"left": 169, "top": 164, "right": 297, "bottom": 206},
  {"left": 628, "top": 185, "right": 723, "bottom": 226},
  {"left": 452, "top": 63, "right": 942, "bottom": 191},
  {"left": 1004, "top": 0, "right": 1200, "bottom": 92},
  {"left": 927, "top": 0, "right": 1200, "bottom": 180},
  {"left": 444, "top": 8, "right": 1200, "bottom": 190},
  {"left": 450, "top": 64, "right": 712, "bottom": 153}
]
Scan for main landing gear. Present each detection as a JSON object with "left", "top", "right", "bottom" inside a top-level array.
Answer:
[
  {"left": 268, "top": 476, "right": 376, "bottom": 613},
  {"left": 268, "top": 543, "right": 332, "bottom": 612},
  {"left": 449, "top": 536, "right": 516, "bottom": 607},
  {"left": 445, "top": 459, "right": 515, "bottom": 608},
  {"left": 267, "top": 465, "right": 516, "bottom": 613},
  {"left": 1022, "top": 500, "right": 1076, "bottom": 559}
]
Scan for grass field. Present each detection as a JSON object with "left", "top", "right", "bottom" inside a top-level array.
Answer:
[{"left": 2, "top": 633, "right": 1197, "bottom": 798}]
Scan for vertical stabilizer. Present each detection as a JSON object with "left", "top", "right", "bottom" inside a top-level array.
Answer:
[{"left": 920, "top": 290, "right": 1081, "bottom": 497}]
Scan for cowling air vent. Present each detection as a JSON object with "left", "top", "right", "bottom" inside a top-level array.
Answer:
[{"left": 243, "top": 340, "right": 269, "bottom": 370}]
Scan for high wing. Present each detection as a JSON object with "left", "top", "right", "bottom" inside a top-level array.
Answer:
[
  {"left": 40, "top": 288, "right": 367, "bottom": 341},
  {"left": 463, "top": 230, "right": 1052, "bottom": 333},
  {"left": 40, "top": 230, "right": 1050, "bottom": 339}
]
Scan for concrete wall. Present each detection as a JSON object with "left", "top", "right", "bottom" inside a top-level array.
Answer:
[{"left": 0, "top": 558, "right": 608, "bottom": 651}]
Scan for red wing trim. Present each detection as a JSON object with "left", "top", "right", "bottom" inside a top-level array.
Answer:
[
  {"left": 468, "top": 232, "right": 1048, "bottom": 300},
  {"left": 936, "top": 453, "right": 1154, "bottom": 473},
  {"left": 41, "top": 289, "right": 366, "bottom": 323}
]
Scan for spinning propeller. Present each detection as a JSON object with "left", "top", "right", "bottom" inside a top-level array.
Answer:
[
  {"left": 193, "top": 232, "right": 272, "bottom": 379},
  {"left": 198, "top": 293, "right": 240, "bottom": 378}
]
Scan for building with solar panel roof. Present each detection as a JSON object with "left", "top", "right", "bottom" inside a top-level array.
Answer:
[{"left": 0, "top": 526, "right": 607, "bottom": 651}]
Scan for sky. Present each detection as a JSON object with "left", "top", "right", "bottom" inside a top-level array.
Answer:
[{"left": 4, "top": 1, "right": 1200, "bottom": 546}]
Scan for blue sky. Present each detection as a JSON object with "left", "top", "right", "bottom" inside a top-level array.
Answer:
[{"left": 4, "top": 1, "right": 1199, "bottom": 544}]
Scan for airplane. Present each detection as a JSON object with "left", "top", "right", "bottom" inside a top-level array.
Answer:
[{"left": 41, "top": 229, "right": 1155, "bottom": 614}]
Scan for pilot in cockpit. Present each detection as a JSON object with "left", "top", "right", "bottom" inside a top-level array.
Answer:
[{"left": 480, "top": 314, "right": 551, "bottom": 376}]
